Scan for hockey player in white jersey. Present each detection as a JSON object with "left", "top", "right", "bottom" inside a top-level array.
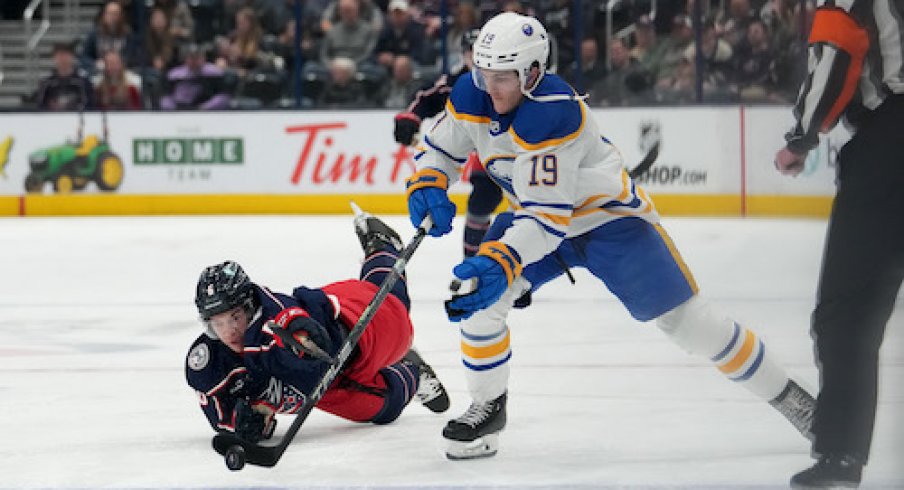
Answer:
[{"left": 405, "top": 12, "right": 816, "bottom": 460}]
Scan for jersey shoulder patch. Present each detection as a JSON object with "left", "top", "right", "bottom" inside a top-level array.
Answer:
[
  {"left": 510, "top": 75, "right": 584, "bottom": 150},
  {"left": 187, "top": 341, "right": 210, "bottom": 371},
  {"left": 447, "top": 72, "right": 492, "bottom": 122},
  {"left": 184, "top": 334, "right": 244, "bottom": 394}
]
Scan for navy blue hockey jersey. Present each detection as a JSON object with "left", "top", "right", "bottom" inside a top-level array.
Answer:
[{"left": 185, "top": 283, "right": 348, "bottom": 432}]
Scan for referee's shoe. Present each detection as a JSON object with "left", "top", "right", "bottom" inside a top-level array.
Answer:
[{"left": 791, "top": 454, "right": 863, "bottom": 489}]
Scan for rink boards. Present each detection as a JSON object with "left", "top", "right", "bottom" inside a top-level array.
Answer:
[{"left": 0, "top": 106, "right": 845, "bottom": 217}]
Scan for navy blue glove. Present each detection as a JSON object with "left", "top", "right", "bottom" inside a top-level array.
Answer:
[
  {"left": 271, "top": 307, "right": 335, "bottom": 362},
  {"left": 446, "top": 241, "right": 522, "bottom": 321},
  {"left": 394, "top": 112, "right": 421, "bottom": 146},
  {"left": 406, "top": 168, "right": 456, "bottom": 237},
  {"left": 233, "top": 398, "right": 277, "bottom": 443}
]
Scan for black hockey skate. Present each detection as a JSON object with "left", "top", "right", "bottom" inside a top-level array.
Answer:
[
  {"left": 351, "top": 202, "right": 403, "bottom": 256},
  {"left": 790, "top": 454, "right": 863, "bottom": 489},
  {"left": 443, "top": 392, "right": 507, "bottom": 460},
  {"left": 769, "top": 380, "right": 815, "bottom": 439},
  {"left": 403, "top": 349, "right": 450, "bottom": 413}
]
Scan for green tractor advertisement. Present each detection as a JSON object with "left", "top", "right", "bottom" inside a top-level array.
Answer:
[{"left": 25, "top": 113, "right": 124, "bottom": 193}]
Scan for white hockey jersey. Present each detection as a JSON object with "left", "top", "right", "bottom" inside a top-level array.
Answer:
[{"left": 416, "top": 72, "right": 660, "bottom": 266}]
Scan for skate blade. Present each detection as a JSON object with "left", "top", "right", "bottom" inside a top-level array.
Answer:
[{"left": 445, "top": 434, "right": 499, "bottom": 460}]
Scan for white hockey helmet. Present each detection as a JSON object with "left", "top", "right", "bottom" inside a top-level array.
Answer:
[{"left": 472, "top": 12, "right": 549, "bottom": 97}]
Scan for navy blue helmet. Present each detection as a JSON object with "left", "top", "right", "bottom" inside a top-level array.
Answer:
[{"left": 195, "top": 261, "right": 256, "bottom": 321}]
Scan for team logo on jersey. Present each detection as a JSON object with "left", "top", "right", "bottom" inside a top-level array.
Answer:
[
  {"left": 522, "top": 24, "right": 533, "bottom": 36},
  {"left": 280, "top": 385, "right": 306, "bottom": 413},
  {"left": 261, "top": 377, "right": 283, "bottom": 406},
  {"left": 484, "top": 156, "right": 515, "bottom": 195},
  {"left": 187, "top": 343, "right": 210, "bottom": 371},
  {"left": 259, "top": 377, "right": 306, "bottom": 413}
]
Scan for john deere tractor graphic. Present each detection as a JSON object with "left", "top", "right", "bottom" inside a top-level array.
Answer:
[{"left": 24, "top": 113, "right": 124, "bottom": 193}]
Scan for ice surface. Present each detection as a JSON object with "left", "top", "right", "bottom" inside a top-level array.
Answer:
[{"left": 0, "top": 215, "right": 900, "bottom": 489}]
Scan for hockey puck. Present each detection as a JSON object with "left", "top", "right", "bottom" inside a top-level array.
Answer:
[{"left": 225, "top": 445, "right": 246, "bottom": 471}]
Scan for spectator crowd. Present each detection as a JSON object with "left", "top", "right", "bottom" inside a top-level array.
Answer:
[{"left": 28, "top": 0, "right": 815, "bottom": 111}]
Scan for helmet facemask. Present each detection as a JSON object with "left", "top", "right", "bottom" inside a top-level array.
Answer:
[{"left": 195, "top": 261, "right": 259, "bottom": 340}]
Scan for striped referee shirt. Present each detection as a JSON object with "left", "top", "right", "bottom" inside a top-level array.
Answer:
[{"left": 787, "top": 0, "right": 904, "bottom": 153}]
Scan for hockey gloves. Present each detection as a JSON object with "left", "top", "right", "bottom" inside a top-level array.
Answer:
[
  {"left": 269, "top": 307, "right": 335, "bottom": 363},
  {"left": 406, "top": 168, "right": 456, "bottom": 237},
  {"left": 233, "top": 398, "right": 277, "bottom": 443},
  {"left": 446, "top": 241, "right": 522, "bottom": 322},
  {"left": 394, "top": 112, "right": 421, "bottom": 146}
]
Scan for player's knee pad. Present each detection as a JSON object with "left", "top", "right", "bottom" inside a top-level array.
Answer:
[
  {"left": 655, "top": 295, "right": 737, "bottom": 358},
  {"left": 467, "top": 171, "right": 503, "bottom": 216},
  {"left": 370, "top": 361, "right": 419, "bottom": 425}
]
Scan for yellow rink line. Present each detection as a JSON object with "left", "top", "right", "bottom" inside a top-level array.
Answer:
[{"left": 0, "top": 194, "right": 832, "bottom": 218}]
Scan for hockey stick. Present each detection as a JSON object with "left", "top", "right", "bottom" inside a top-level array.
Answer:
[{"left": 212, "top": 213, "right": 434, "bottom": 471}]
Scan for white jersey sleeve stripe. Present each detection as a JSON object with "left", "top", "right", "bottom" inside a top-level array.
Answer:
[
  {"left": 512, "top": 201, "right": 572, "bottom": 226},
  {"left": 513, "top": 213, "right": 567, "bottom": 238},
  {"left": 424, "top": 134, "right": 469, "bottom": 163}
]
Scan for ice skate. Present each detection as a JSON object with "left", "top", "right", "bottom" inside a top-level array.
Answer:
[
  {"left": 403, "top": 349, "right": 450, "bottom": 413},
  {"left": 790, "top": 454, "right": 863, "bottom": 489},
  {"left": 769, "top": 380, "right": 815, "bottom": 439},
  {"left": 351, "top": 201, "right": 403, "bottom": 256},
  {"left": 443, "top": 392, "right": 507, "bottom": 460}
]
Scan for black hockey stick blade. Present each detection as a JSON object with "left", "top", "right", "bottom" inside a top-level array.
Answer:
[
  {"left": 211, "top": 213, "right": 433, "bottom": 470},
  {"left": 212, "top": 372, "right": 319, "bottom": 469},
  {"left": 212, "top": 431, "right": 283, "bottom": 468}
]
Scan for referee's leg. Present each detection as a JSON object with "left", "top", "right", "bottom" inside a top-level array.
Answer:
[{"left": 810, "top": 107, "right": 904, "bottom": 462}]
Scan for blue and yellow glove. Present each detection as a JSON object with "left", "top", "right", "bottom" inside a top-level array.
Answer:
[
  {"left": 406, "top": 168, "right": 456, "bottom": 237},
  {"left": 445, "top": 241, "right": 522, "bottom": 322}
]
